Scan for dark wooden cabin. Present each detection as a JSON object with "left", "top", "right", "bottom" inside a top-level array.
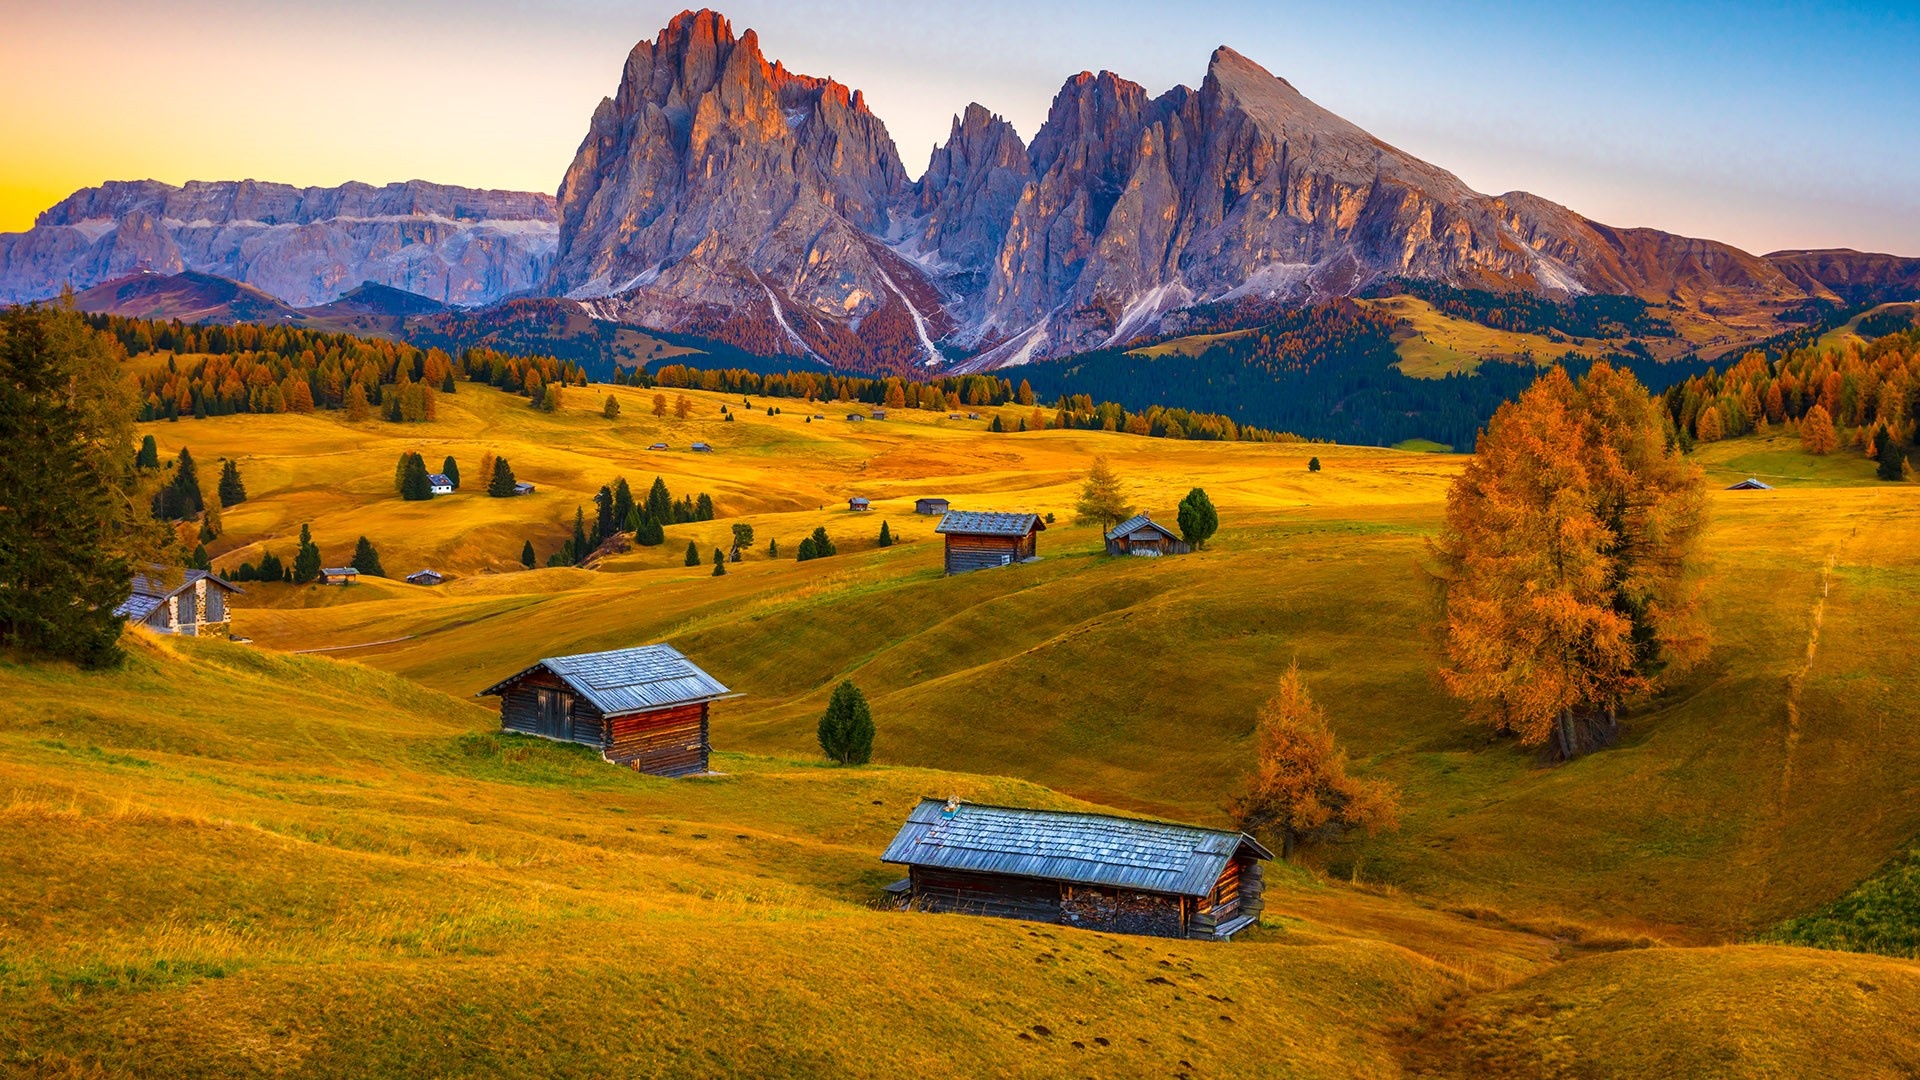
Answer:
[
  {"left": 1727, "top": 477, "right": 1774, "bottom": 490},
  {"left": 935, "top": 511, "right": 1044, "bottom": 575},
  {"left": 115, "top": 569, "right": 241, "bottom": 637},
  {"left": 882, "top": 799, "right": 1271, "bottom": 940},
  {"left": 406, "top": 569, "right": 445, "bottom": 586},
  {"left": 480, "top": 644, "right": 734, "bottom": 777},
  {"left": 320, "top": 567, "right": 359, "bottom": 586},
  {"left": 1104, "top": 513, "right": 1189, "bottom": 557},
  {"left": 915, "top": 498, "right": 951, "bottom": 516}
]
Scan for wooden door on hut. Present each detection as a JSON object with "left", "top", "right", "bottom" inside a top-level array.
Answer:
[{"left": 534, "top": 687, "right": 574, "bottom": 740}]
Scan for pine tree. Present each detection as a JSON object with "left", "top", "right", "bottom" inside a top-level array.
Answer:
[
  {"left": 218, "top": 458, "right": 247, "bottom": 506},
  {"left": 1695, "top": 406, "right": 1724, "bottom": 442},
  {"left": 188, "top": 543, "right": 211, "bottom": 571},
  {"left": 1876, "top": 429, "right": 1905, "bottom": 481},
  {"left": 488, "top": 457, "right": 517, "bottom": 498},
  {"left": 1308, "top": 457, "right": 1321, "bottom": 473},
  {"left": 612, "top": 478, "right": 635, "bottom": 529},
  {"left": 594, "top": 485, "right": 616, "bottom": 543},
  {"left": 1176, "top": 487, "right": 1218, "bottom": 549},
  {"left": 521, "top": 540, "right": 536, "bottom": 569},
  {"left": 603, "top": 394, "right": 621, "bottom": 419},
  {"left": 695, "top": 493, "right": 715, "bottom": 521},
  {"left": 441, "top": 455, "right": 460, "bottom": 490},
  {"left": 809, "top": 526, "right": 835, "bottom": 559},
  {"left": 351, "top": 536, "right": 385, "bottom": 578},
  {"left": 135, "top": 434, "right": 160, "bottom": 470},
  {"left": 1074, "top": 455, "right": 1132, "bottom": 528},
  {"left": 292, "top": 523, "right": 323, "bottom": 584},
  {"left": 797, "top": 536, "right": 817, "bottom": 562},
  {"left": 1228, "top": 662, "right": 1400, "bottom": 858},
  {"left": 685, "top": 540, "right": 701, "bottom": 567},
  {"left": 768, "top": 537, "right": 779, "bottom": 558},
  {"left": 712, "top": 547, "right": 726, "bottom": 571},
  {"left": 572, "top": 507, "right": 590, "bottom": 565},
  {"left": 816, "top": 681, "right": 875, "bottom": 765},
  {"left": 646, "top": 477, "right": 673, "bottom": 524},
  {"left": 401, "top": 453, "right": 433, "bottom": 501},
  {"left": 537, "top": 384, "right": 561, "bottom": 413},
  {"left": 199, "top": 502, "right": 221, "bottom": 543},
  {"left": 877, "top": 520, "right": 892, "bottom": 547},
  {"left": 730, "top": 523, "right": 755, "bottom": 551},
  {"left": 345, "top": 383, "right": 371, "bottom": 421}
]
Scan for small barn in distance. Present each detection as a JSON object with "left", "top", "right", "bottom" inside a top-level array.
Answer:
[
  {"left": 1727, "top": 477, "right": 1774, "bottom": 490},
  {"left": 882, "top": 799, "right": 1271, "bottom": 940},
  {"left": 406, "top": 569, "right": 445, "bottom": 586},
  {"left": 848, "top": 496, "right": 871, "bottom": 512},
  {"left": 915, "top": 497, "right": 950, "bottom": 516},
  {"left": 320, "top": 567, "right": 359, "bottom": 586},
  {"left": 1105, "top": 513, "right": 1189, "bottom": 557},
  {"left": 480, "top": 644, "right": 733, "bottom": 777},
  {"left": 935, "top": 511, "right": 1043, "bottom": 575},
  {"left": 115, "top": 568, "right": 241, "bottom": 637}
]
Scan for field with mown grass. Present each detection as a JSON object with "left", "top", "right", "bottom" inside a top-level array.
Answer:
[{"left": 7, "top": 374, "right": 1920, "bottom": 1074}]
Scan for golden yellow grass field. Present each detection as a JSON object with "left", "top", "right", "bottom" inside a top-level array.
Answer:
[{"left": 5, "top": 375, "right": 1918, "bottom": 1074}]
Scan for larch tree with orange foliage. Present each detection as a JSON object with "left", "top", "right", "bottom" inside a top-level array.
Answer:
[
  {"left": 1228, "top": 662, "right": 1400, "bottom": 858},
  {"left": 1801, "top": 404, "right": 1838, "bottom": 455},
  {"left": 1428, "top": 362, "right": 1710, "bottom": 761}
]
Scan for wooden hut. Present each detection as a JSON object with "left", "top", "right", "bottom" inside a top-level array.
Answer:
[
  {"left": 915, "top": 497, "right": 951, "bottom": 516},
  {"left": 115, "top": 568, "right": 241, "bottom": 637},
  {"left": 1104, "top": 513, "right": 1189, "bottom": 556},
  {"left": 405, "top": 569, "right": 445, "bottom": 586},
  {"left": 320, "top": 567, "right": 359, "bottom": 586},
  {"left": 1726, "top": 477, "right": 1774, "bottom": 490},
  {"left": 935, "top": 511, "right": 1044, "bottom": 575},
  {"left": 881, "top": 799, "right": 1271, "bottom": 940},
  {"left": 691, "top": 442, "right": 715, "bottom": 453},
  {"left": 848, "top": 496, "right": 872, "bottom": 512},
  {"left": 514, "top": 481, "right": 537, "bottom": 495},
  {"left": 479, "top": 644, "right": 734, "bottom": 777}
]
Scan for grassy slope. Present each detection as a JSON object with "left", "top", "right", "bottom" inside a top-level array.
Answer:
[
  {"left": 1359, "top": 296, "right": 1599, "bottom": 377},
  {"left": 0, "top": 636, "right": 1560, "bottom": 1078}
]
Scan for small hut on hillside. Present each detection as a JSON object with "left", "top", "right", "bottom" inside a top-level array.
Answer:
[
  {"left": 935, "top": 511, "right": 1044, "bottom": 574},
  {"left": 1727, "top": 477, "right": 1774, "bottom": 490},
  {"left": 320, "top": 567, "right": 359, "bottom": 586},
  {"left": 115, "top": 568, "right": 241, "bottom": 637},
  {"left": 406, "top": 569, "right": 445, "bottom": 586},
  {"left": 848, "top": 497, "right": 872, "bottom": 512},
  {"left": 1104, "top": 513, "right": 1189, "bottom": 557},
  {"left": 881, "top": 799, "right": 1270, "bottom": 940},
  {"left": 428, "top": 473, "right": 455, "bottom": 496},
  {"left": 915, "top": 497, "right": 950, "bottom": 516},
  {"left": 479, "top": 644, "right": 735, "bottom": 777}
]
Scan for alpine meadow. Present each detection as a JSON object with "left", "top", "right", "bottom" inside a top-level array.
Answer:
[{"left": 4, "top": 4, "right": 1920, "bottom": 1078}]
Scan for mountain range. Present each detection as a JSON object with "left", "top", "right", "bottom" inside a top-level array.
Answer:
[{"left": 5, "top": 8, "right": 1917, "bottom": 374}]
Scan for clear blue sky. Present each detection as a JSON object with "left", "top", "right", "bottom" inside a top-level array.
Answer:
[{"left": 6, "top": 0, "right": 1916, "bottom": 255}]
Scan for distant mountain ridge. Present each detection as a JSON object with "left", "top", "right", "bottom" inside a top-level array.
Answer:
[
  {"left": 0, "top": 179, "right": 555, "bottom": 307},
  {"left": 5, "top": 8, "right": 1918, "bottom": 372}
]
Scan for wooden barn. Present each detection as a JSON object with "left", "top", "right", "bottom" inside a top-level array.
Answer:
[
  {"left": 915, "top": 497, "right": 950, "bottom": 516},
  {"left": 320, "top": 567, "right": 359, "bottom": 586},
  {"left": 1727, "top": 477, "right": 1774, "bottom": 490},
  {"left": 848, "top": 496, "right": 872, "bottom": 511},
  {"left": 405, "top": 569, "right": 445, "bottom": 586},
  {"left": 882, "top": 799, "right": 1271, "bottom": 940},
  {"left": 480, "top": 644, "right": 734, "bottom": 777},
  {"left": 1104, "top": 513, "right": 1190, "bottom": 557},
  {"left": 935, "top": 511, "right": 1044, "bottom": 575},
  {"left": 115, "top": 569, "right": 241, "bottom": 637}
]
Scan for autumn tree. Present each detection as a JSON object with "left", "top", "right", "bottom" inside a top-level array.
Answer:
[
  {"left": 603, "top": 394, "right": 621, "bottom": 419},
  {"left": 1695, "top": 406, "right": 1724, "bottom": 442},
  {"left": 1228, "top": 662, "right": 1399, "bottom": 858},
  {"left": 1801, "top": 404, "right": 1838, "bottom": 455},
  {"left": 1074, "top": 455, "right": 1132, "bottom": 528},
  {"left": 1176, "top": 487, "right": 1218, "bottom": 549},
  {"left": 345, "top": 383, "right": 371, "bottom": 422},
  {"left": 674, "top": 394, "right": 692, "bottom": 419},
  {"left": 1428, "top": 363, "right": 1709, "bottom": 760},
  {"left": 653, "top": 393, "right": 667, "bottom": 417}
]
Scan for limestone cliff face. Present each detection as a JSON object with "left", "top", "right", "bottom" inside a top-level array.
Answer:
[
  {"left": 548, "top": 9, "right": 948, "bottom": 369},
  {"left": 0, "top": 179, "right": 556, "bottom": 306},
  {"left": 906, "top": 104, "right": 1030, "bottom": 294}
]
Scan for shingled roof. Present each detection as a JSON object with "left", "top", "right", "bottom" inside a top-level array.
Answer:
[
  {"left": 881, "top": 799, "right": 1271, "bottom": 898},
  {"left": 113, "top": 569, "right": 241, "bottom": 622},
  {"left": 1105, "top": 513, "right": 1179, "bottom": 542},
  {"left": 935, "top": 511, "right": 1044, "bottom": 537},
  {"left": 480, "top": 643, "right": 733, "bottom": 717}
]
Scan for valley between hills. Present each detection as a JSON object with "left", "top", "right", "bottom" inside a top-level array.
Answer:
[{"left": 4, "top": 369, "right": 1919, "bottom": 1077}]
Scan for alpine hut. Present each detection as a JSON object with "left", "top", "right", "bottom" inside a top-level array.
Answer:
[
  {"left": 935, "top": 511, "right": 1044, "bottom": 575},
  {"left": 1726, "top": 477, "right": 1774, "bottom": 490},
  {"left": 405, "top": 569, "right": 445, "bottom": 586},
  {"left": 320, "top": 567, "right": 359, "bottom": 586},
  {"left": 480, "top": 644, "right": 734, "bottom": 776},
  {"left": 848, "top": 496, "right": 872, "bottom": 512},
  {"left": 881, "top": 799, "right": 1271, "bottom": 940},
  {"left": 115, "top": 568, "right": 241, "bottom": 637},
  {"left": 428, "top": 473, "right": 455, "bottom": 496},
  {"left": 1104, "top": 513, "right": 1188, "bottom": 557},
  {"left": 915, "top": 497, "right": 951, "bottom": 516}
]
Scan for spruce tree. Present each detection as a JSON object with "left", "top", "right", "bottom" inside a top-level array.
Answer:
[
  {"left": 797, "top": 536, "right": 817, "bottom": 562},
  {"left": 646, "top": 476, "right": 673, "bottom": 523},
  {"left": 488, "top": 457, "right": 517, "bottom": 497},
  {"left": 1876, "top": 431, "right": 1904, "bottom": 481},
  {"left": 1073, "top": 455, "right": 1131, "bottom": 528},
  {"left": 218, "top": 458, "right": 247, "bottom": 507},
  {"left": 612, "top": 477, "right": 634, "bottom": 528},
  {"left": 808, "top": 526, "right": 835, "bottom": 558},
  {"left": 712, "top": 548, "right": 726, "bottom": 576},
  {"left": 135, "top": 434, "right": 160, "bottom": 470},
  {"left": 594, "top": 485, "right": 616, "bottom": 542},
  {"left": 351, "top": 536, "right": 385, "bottom": 577},
  {"left": 292, "top": 524, "right": 322, "bottom": 584},
  {"left": 401, "top": 453, "right": 433, "bottom": 501},
  {"left": 695, "top": 493, "right": 715, "bottom": 521},
  {"left": 731, "top": 523, "right": 755, "bottom": 550},
  {"left": 878, "top": 520, "right": 892, "bottom": 547},
  {"left": 1308, "top": 457, "right": 1321, "bottom": 473},
  {"left": 441, "top": 455, "right": 460, "bottom": 490},
  {"left": 572, "top": 507, "right": 590, "bottom": 565},
  {"left": 521, "top": 540, "right": 536, "bottom": 569},
  {"left": 767, "top": 537, "right": 779, "bottom": 558},
  {"left": 816, "top": 681, "right": 875, "bottom": 765},
  {"left": 1176, "top": 487, "right": 1218, "bottom": 549},
  {"left": 684, "top": 540, "right": 701, "bottom": 567}
]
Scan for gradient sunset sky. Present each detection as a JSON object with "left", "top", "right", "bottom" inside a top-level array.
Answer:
[{"left": 5, "top": 0, "right": 1916, "bottom": 255}]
